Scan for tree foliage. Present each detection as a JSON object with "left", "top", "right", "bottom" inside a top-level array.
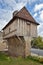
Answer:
[{"left": 31, "top": 36, "right": 43, "bottom": 49}]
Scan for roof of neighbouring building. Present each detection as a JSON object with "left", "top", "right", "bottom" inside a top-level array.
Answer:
[{"left": 2, "top": 6, "right": 39, "bottom": 30}]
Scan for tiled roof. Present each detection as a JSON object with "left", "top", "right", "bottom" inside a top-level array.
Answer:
[{"left": 15, "top": 7, "right": 38, "bottom": 24}]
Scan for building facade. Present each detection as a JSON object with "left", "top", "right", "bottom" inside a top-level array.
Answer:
[{"left": 2, "top": 7, "right": 39, "bottom": 57}]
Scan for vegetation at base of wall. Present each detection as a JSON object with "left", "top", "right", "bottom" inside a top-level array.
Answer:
[
  {"left": 27, "top": 56, "right": 43, "bottom": 64},
  {"left": 0, "top": 52, "right": 43, "bottom": 65},
  {"left": 31, "top": 36, "right": 43, "bottom": 49}
]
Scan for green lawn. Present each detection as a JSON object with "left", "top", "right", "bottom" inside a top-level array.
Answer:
[{"left": 0, "top": 52, "right": 43, "bottom": 65}]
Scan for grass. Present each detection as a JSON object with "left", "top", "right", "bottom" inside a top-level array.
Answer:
[{"left": 0, "top": 52, "right": 43, "bottom": 65}]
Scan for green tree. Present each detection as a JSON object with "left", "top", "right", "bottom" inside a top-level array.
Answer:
[{"left": 31, "top": 36, "right": 43, "bottom": 49}]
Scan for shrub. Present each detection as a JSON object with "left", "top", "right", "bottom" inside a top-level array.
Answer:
[
  {"left": 31, "top": 36, "right": 43, "bottom": 49},
  {"left": 39, "top": 58, "right": 43, "bottom": 63}
]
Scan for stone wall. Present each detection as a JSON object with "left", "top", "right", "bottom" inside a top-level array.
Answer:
[
  {"left": 7, "top": 36, "right": 31, "bottom": 57},
  {"left": 24, "top": 36, "right": 31, "bottom": 56}
]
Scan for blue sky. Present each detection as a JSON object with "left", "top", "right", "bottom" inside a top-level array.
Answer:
[{"left": 0, "top": 0, "right": 43, "bottom": 37}]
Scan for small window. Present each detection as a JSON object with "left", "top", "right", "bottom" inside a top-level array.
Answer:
[{"left": 26, "top": 22, "right": 30, "bottom": 25}]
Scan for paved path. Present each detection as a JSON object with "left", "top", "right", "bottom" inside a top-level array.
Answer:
[{"left": 31, "top": 48, "right": 43, "bottom": 56}]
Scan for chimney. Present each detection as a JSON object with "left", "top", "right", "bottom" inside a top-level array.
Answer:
[{"left": 13, "top": 10, "right": 18, "bottom": 17}]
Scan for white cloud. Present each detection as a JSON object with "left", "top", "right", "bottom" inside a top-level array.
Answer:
[
  {"left": 40, "top": 32, "right": 43, "bottom": 37},
  {"left": 0, "top": 19, "right": 8, "bottom": 31},
  {"left": 0, "top": 8, "right": 12, "bottom": 21},
  {"left": 34, "top": 10, "right": 43, "bottom": 22},
  {"left": 0, "top": 0, "right": 38, "bottom": 11},
  {"left": 34, "top": 4, "right": 43, "bottom": 36},
  {"left": 15, "top": 0, "right": 37, "bottom": 5},
  {"left": 34, "top": 13, "right": 37, "bottom": 17},
  {"left": 28, "top": 0, "right": 37, "bottom": 4},
  {"left": 39, "top": 10, "right": 43, "bottom": 21},
  {"left": 34, "top": 3, "right": 43, "bottom": 12},
  {"left": 38, "top": 23, "right": 43, "bottom": 37},
  {"left": 38, "top": 31, "right": 43, "bottom": 37}
]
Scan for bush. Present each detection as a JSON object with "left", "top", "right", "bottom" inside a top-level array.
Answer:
[
  {"left": 39, "top": 58, "right": 43, "bottom": 63},
  {"left": 31, "top": 36, "right": 43, "bottom": 49},
  {"left": 27, "top": 56, "right": 39, "bottom": 61},
  {"left": 27, "top": 56, "right": 43, "bottom": 64}
]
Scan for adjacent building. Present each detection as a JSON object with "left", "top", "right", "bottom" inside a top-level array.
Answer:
[{"left": 0, "top": 31, "right": 3, "bottom": 42}]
